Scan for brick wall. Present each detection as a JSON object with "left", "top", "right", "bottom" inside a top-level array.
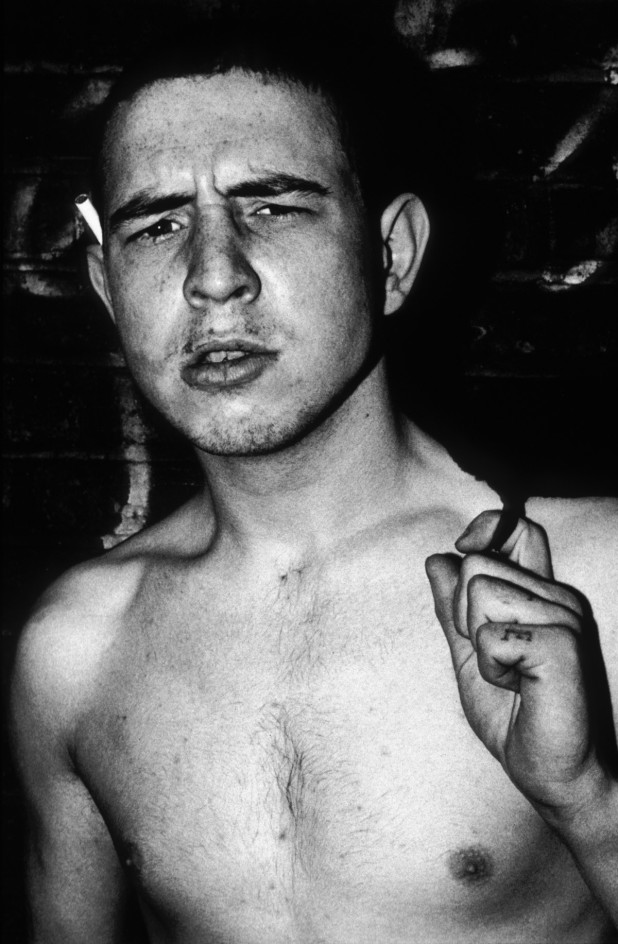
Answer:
[{"left": 3, "top": 0, "right": 618, "bottom": 937}]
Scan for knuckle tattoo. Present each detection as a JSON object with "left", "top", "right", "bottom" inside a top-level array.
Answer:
[{"left": 501, "top": 627, "right": 533, "bottom": 643}]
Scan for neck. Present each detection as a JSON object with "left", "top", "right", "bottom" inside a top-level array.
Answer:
[{"left": 195, "top": 364, "right": 428, "bottom": 560}]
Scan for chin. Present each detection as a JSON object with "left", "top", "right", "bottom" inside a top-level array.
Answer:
[
  {"left": 194, "top": 434, "right": 291, "bottom": 458},
  {"left": 173, "top": 362, "right": 377, "bottom": 458},
  {"left": 188, "top": 408, "right": 328, "bottom": 458}
]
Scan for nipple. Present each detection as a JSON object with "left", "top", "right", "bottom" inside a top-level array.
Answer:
[{"left": 448, "top": 846, "right": 493, "bottom": 885}]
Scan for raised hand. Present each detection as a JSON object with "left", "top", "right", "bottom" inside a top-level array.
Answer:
[{"left": 425, "top": 511, "right": 614, "bottom": 816}]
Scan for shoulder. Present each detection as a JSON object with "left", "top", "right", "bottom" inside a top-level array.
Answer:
[
  {"left": 11, "top": 493, "right": 215, "bottom": 750},
  {"left": 10, "top": 553, "right": 144, "bottom": 759},
  {"left": 19, "top": 547, "right": 146, "bottom": 649},
  {"left": 11, "top": 493, "right": 214, "bottom": 726}
]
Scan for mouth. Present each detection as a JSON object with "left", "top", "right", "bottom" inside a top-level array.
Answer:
[{"left": 181, "top": 341, "right": 277, "bottom": 390}]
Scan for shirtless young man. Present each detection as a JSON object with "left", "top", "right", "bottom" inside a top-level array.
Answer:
[{"left": 9, "top": 10, "right": 618, "bottom": 944}]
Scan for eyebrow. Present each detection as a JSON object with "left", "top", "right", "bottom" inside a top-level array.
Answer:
[
  {"left": 108, "top": 173, "right": 331, "bottom": 233},
  {"left": 109, "top": 192, "right": 191, "bottom": 233},
  {"left": 226, "top": 173, "right": 331, "bottom": 199}
]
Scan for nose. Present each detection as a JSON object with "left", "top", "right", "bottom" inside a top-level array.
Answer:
[{"left": 183, "top": 210, "right": 261, "bottom": 308}]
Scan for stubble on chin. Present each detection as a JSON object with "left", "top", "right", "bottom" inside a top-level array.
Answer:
[{"left": 189, "top": 415, "right": 316, "bottom": 458}]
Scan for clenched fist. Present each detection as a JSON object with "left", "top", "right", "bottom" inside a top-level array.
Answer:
[{"left": 426, "top": 510, "right": 615, "bottom": 816}]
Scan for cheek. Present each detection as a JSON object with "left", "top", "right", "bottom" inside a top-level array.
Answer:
[
  {"left": 278, "top": 232, "right": 374, "bottom": 346},
  {"left": 109, "top": 262, "right": 180, "bottom": 367},
  {"left": 313, "top": 247, "right": 375, "bottom": 359}
]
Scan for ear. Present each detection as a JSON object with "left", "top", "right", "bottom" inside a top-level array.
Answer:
[
  {"left": 86, "top": 244, "right": 116, "bottom": 323},
  {"left": 380, "top": 193, "right": 430, "bottom": 315}
]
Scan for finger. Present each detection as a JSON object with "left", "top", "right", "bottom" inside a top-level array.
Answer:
[
  {"left": 476, "top": 621, "right": 581, "bottom": 692},
  {"left": 476, "top": 621, "right": 588, "bottom": 772},
  {"left": 455, "top": 511, "right": 553, "bottom": 579},
  {"left": 425, "top": 553, "right": 459, "bottom": 629},
  {"left": 454, "top": 554, "right": 583, "bottom": 641},
  {"left": 425, "top": 554, "right": 474, "bottom": 674},
  {"left": 467, "top": 575, "right": 582, "bottom": 650},
  {"left": 486, "top": 506, "right": 521, "bottom": 552}
]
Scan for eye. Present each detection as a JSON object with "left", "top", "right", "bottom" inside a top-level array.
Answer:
[
  {"left": 132, "top": 218, "right": 183, "bottom": 244},
  {"left": 254, "top": 204, "right": 305, "bottom": 219}
]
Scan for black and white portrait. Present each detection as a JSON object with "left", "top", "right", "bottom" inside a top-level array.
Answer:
[{"left": 3, "top": 1, "right": 618, "bottom": 941}]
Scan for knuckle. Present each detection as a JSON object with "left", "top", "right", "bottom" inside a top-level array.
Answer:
[
  {"left": 460, "top": 553, "right": 487, "bottom": 581},
  {"left": 547, "top": 598, "right": 583, "bottom": 632},
  {"left": 565, "top": 610, "right": 584, "bottom": 634},
  {"left": 561, "top": 623, "right": 581, "bottom": 644},
  {"left": 467, "top": 571, "right": 494, "bottom": 594},
  {"left": 562, "top": 588, "right": 585, "bottom": 618},
  {"left": 475, "top": 622, "right": 494, "bottom": 648}
]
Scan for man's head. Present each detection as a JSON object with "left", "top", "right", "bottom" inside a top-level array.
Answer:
[
  {"left": 87, "top": 8, "right": 432, "bottom": 457},
  {"left": 91, "top": 7, "right": 437, "bottom": 225}
]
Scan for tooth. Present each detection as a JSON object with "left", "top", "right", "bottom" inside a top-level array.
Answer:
[
  {"left": 226, "top": 351, "right": 245, "bottom": 361},
  {"left": 207, "top": 351, "right": 227, "bottom": 363}
]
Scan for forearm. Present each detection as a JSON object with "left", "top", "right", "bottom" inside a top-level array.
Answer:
[{"left": 539, "top": 779, "right": 618, "bottom": 925}]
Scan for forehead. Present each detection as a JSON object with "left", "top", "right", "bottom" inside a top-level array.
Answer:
[{"left": 102, "top": 72, "right": 350, "bottom": 206}]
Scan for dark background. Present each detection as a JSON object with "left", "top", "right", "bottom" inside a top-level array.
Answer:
[{"left": 3, "top": 0, "right": 618, "bottom": 939}]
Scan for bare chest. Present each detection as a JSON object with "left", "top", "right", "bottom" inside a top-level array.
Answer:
[{"left": 77, "top": 560, "right": 603, "bottom": 942}]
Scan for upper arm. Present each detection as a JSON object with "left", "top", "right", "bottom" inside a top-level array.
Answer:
[{"left": 9, "top": 586, "right": 144, "bottom": 944}]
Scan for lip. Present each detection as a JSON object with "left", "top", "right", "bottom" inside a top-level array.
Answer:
[{"left": 181, "top": 339, "right": 278, "bottom": 391}]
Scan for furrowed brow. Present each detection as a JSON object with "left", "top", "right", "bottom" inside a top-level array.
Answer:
[
  {"left": 108, "top": 191, "right": 192, "bottom": 233},
  {"left": 225, "top": 173, "right": 331, "bottom": 199},
  {"left": 107, "top": 174, "right": 331, "bottom": 232}
]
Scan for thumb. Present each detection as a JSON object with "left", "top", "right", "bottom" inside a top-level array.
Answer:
[
  {"left": 425, "top": 553, "right": 460, "bottom": 631},
  {"left": 425, "top": 554, "right": 474, "bottom": 672},
  {"left": 455, "top": 511, "right": 553, "bottom": 579}
]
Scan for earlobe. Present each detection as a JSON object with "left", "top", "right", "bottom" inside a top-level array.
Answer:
[
  {"left": 86, "top": 244, "right": 115, "bottom": 322},
  {"left": 380, "top": 193, "right": 430, "bottom": 315}
]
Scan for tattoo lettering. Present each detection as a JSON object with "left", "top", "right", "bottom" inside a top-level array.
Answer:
[
  {"left": 502, "top": 629, "right": 532, "bottom": 642},
  {"left": 501, "top": 627, "right": 533, "bottom": 642}
]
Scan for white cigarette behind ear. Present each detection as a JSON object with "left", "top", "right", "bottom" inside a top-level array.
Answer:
[{"left": 75, "top": 194, "right": 103, "bottom": 245}]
